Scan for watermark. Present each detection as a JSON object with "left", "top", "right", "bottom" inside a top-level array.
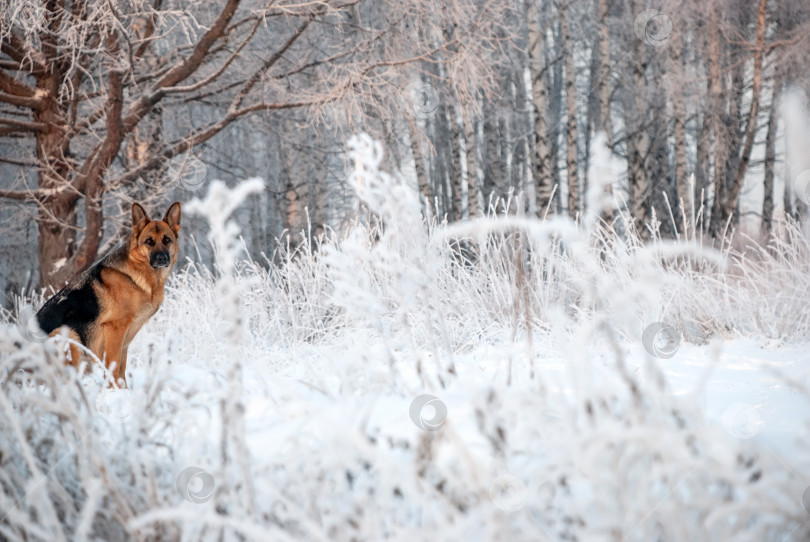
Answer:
[
  {"left": 794, "top": 169, "right": 810, "bottom": 205},
  {"left": 409, "top": 394, "right": 447, "bottom": 432},
  {"left": 802, "top": 486, "right": 810, "bottom": 514},
  {"left": 721, "top": 402, "right": 762, "bottom": 440},
  {"left": 642, "top": 322, "right": 680, "bottom": 359},
  {"left": 15, "top": 304, "right": 48, "bottom": 343},
  {"left": 170, "top": 153, "right": 208, "bottom": 192},
  {"left": 490, "top": 474, "right": 528, "bottom": 512},
  {"left": 176, "top": 467, "right": 215, "bottom": 504},
  {"left": 405, "top": 81, "right": 440, "bottom": 119},
  {"left": 634, "top": 10, "right": 673, "bottom": 47},
  {"left": 95, "top": 389, "right": 140, "bottom": 424}
]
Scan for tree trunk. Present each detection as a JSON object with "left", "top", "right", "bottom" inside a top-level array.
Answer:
[
  {"left": 708, "top": 16, "right": 728, "bottom": 237},
  {"left": 463, "top": 112, "right": 480, "bottom": 218},
  {"left": 549, "top": 21, "right": 564, "bottom": 214},
  {"left": 434, "top": 109, "right": 452, "bottom": 218},
  {"left": 480, "top": 103, "right": 501, "bottom": 209},
  {"left": 596, "top": 0, "right": 614, "bottom": 223},
  {"left": 122, "top": 105, "right": 164, "bottom": 222},
  {"left": 35, "top": 54, "right": 121, "bottom": 288},
  {"left": 597, "top": 0, "right": 612, "bottom": 138},
  {"left": 34, "top": 72, "right": 80, "bottom": 289},
  {"left": 37, "top": 196, "right": 79, "bottom": 290},
  {"left": 407, "top": 115, "right": 433, "bottom": 206},
  {"left": 722, "top": 0, "right": 767, "bottom": 222},
  {"left": 527, "top": 0, "right": 553, "bottom": 217},
  {"left": 427, "top": 111, "right": 445, "bottom": 217},
  {"left": 694, "top": 108, "right": 711, "bottom": 231},
  {"left": 519, "top": 67, "right": 534, "bottom": 213},
  {"left": 500, "top": 107, "right": 512, "bottom": 200},
  {"left": 670, "top": 32, "right": 689, "bottom": 235},
  {"left": 723, "top": 65, "right": 744, "bottom": 209},
  {"left": 383, "top": 117, "right": 402, "bottom": 173},
  {"left": 627, "top": 0, "right": 650, "bottom": 238},
  {"left": 278, "top": 125, "right": 304, "bottom": 244},
  {"left": 583, "top": 25, "right": 601, "bottom": 211},
  {"left": 784, "top": 169, "right": 794, "bottom": 222},
  {"left": 450, "top": 102, "right": 464, "bottom": 221},
  {"left": 561, "top": 3, "right": 579, "bottom": 220},
  {"left": 761, "top": 79, "right": 781, "bottom": 237},
  {"left": 477, "top": 119, "right": 489, "bottom": 212}
]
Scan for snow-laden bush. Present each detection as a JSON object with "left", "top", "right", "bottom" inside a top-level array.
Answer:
[
  {"left": 1, "top": 135, "right": 808, "bottom": 540},
  {"left": 0, "top": 328, "right": 182, "bottom": 541}
]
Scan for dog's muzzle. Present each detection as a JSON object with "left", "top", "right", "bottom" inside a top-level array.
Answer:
[{"left": 151, "top": 252, "right": 171, "bottom": 268}]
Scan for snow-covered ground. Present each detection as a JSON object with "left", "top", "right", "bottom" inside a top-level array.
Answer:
[
  {"left": 2, "top": 137, "right": 810, "bottom": 540},
  {"left": 90, "top": 331, "right": 810, "bottom": 541}
]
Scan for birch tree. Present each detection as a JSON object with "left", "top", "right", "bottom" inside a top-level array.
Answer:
[
  {"left": 560, "top": 1, "right": 579, "bottom": 220},
  {"left": 0, "top": 0, "right": 503, "bottom": 288},
  {"left": 527, "top": 0, "right": 553, "bottom": 217}
]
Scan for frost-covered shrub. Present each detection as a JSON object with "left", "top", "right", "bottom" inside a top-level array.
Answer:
[
  {"left": 1, "top": 137, "right": 808, "bottom": 541},
  {"left": 0, "top": 325, "right": 183, "bottom": 541}
]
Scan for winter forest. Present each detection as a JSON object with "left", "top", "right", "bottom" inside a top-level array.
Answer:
[{"left": 2, "top": 0, "right": 810, "bottom": 540}]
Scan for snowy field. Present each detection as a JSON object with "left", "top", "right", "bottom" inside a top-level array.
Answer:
[{"left": 2, "top": 137, "right": 810, "bottom": 541}]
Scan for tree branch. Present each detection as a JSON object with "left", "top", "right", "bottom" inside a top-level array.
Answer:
[
  {"left": 163, "top": 16, "right": 262, "bottom": 95},
  {"left": 133, "top": 0, "right": 163, "bottom": 59},
  {"left": 0, "top": 70, "right": 33, "bottom": 96},
  {"left": 0, "top": 32, "right": 45, "bottom": 71},
  {"left": 0, "top": 116, "right": 46, "bottom": 131},
  {"left": 0, "top": 188, "right": 40, "bottom": 200},
  {"left": 156, "top": 0, "right": 241, "bottom": 89},
  {"left": 107, "top": 98, "right": 319, "bottom": 188},
  {"left": 229, "top": 16, "right": 315, "bottom": 113},
  {"left": 120, "top": 0, "right": 242, "bottom": 134},
  {"left": 0, "top": 91, "right": 43, "bottom": 108},
  {"left": 72, "top": 45, "right": 126, "bottom": 271},
  {"left": 0, "top": 155, "right": 38, "bottom": 167}
]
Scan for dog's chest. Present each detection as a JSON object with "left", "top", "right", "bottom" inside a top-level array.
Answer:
[
  {"left": 123, "top": 297, "right": 162, "bottom": 345},
  {"left": 135, "top": 288, "right": 164, "bottom": 322},
  {"left": 134, "top": 300, "right": 160, "bottom": 326}
]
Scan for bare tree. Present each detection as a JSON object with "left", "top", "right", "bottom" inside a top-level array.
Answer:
[
  {"left": 625, "top": 0, "right": 652, "bottom": 238},
  {"left": 718, "top": 0, "right": 768, "bottom": 229},
  {"left": 527, "top": 0, "right": 553, "bottom": 217},
  {"left": 3, "top": 0, "right": 810, "bottom": 298},
  {"left": 560, "top": 1, "right": 579, "bottom": 220},
  {"left": 0, "top": 0, "right": 503, "bottom": 288},
  {"left": 594, "top": 0, "right": 614, "bottom": 223},
  {"left": 761, "top": 77, "right": 781, "bottom": 237},
  {"left": 462, "top": 110, "right": 480, "bottom": 218},
  {"left": 668, "top": 27, "right": 690, "bottom": 233}
]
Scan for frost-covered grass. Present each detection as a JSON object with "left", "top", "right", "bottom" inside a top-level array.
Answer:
[{"left": 1, "top": 136, "right": 810, "bottom": 541}]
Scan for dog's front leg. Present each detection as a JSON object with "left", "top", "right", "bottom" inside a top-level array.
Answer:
[
  {"left": 53, "top": 327, "right": 83, "bottom": 370},
  {"left": 101, "top": 323, "right": 128, "bottom": 389},
  {"left": 119, "top": 347, "right": 129, "bottom": 388}
]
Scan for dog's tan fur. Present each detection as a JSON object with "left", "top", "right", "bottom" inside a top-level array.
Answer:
[{"left": 36, "top": 202, "right": 181, "bottom": 387}]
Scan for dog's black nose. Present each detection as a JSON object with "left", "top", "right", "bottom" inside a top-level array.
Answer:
[{"left": 151, "top": 252, "right": 170, "bottom": 268}]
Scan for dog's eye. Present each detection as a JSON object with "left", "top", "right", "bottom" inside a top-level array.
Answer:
[
  {"left": 145, "top": 238, "right": 155, "bottom": 246},
  {"left": 163, "top": 236, "right": 172, "bottom": 245}
]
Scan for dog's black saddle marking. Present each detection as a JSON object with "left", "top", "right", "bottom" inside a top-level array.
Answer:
[{"left": 36, "top": 264, "right": 102, "bottom": 346}]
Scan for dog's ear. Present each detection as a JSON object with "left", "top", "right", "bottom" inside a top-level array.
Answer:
[
  {"left": 162, "top": 202, "right": 181, "bottom": 234},
  {"left": 132, "top": 203, "right": 150, "bottom": 235}
]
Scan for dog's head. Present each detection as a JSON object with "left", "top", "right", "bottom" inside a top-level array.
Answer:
[{"left": 131, "top": 202, "right": 181, "bottom": 270}]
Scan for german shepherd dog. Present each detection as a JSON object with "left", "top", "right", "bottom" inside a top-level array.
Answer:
[{"left": 35, "top": 202, "right": 181, "bottom": 388}]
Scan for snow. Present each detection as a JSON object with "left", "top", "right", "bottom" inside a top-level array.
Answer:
[{"left": 1, "top": 137, "right": 810, "bottom": 540}]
